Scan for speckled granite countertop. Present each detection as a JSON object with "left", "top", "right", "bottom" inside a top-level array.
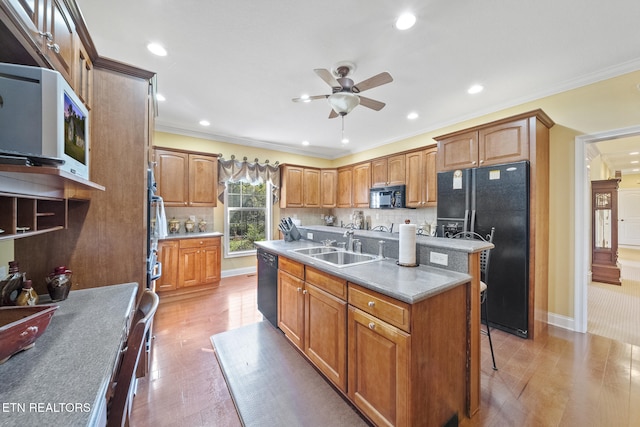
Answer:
[
  {"left": 160, "top": 231, "right": 223, "bottom": 240},
  {"left": 255, "top": 239, "right": 471, "bottom": 304},
  {"left": 0, "top": 282, "right": 138, "bottom": 426}
]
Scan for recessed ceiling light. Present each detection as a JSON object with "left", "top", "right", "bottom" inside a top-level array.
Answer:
[
  {"left": 199, "top": 120, "right": 210, "bottom": 126},
  {"left": 630, "top": 151, "right": 639, "bottom": 155},
  {"left": 147, "top": 43, "right": 167, "bottom": 56},
  {"left": 407, "top": 112, "right": 419, "bottom": 120},
  {"left": 631, "top": 160, "right": 639, "bottom": 164},
  {"left": 341, "top": 138, "right": 349, "bottom": 144},
  {"left": 395, "top": 13, "right": 416, "bottom": 30},
  {"left": 302, "top": 140, "right": 310, "bottom": 146},
  {"left": 468, "top": 84, "right": 484, "bottom": 94},
  {"left": 156, "top": 93, "right": 166, "bottom": 102},
  {"left": 633, "top": 168, "right": 640, "bottom": 172}
]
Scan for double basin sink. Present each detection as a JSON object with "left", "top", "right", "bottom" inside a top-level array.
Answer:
[{"left": 289, "top": 246, "right": 381, "bottom": 268}]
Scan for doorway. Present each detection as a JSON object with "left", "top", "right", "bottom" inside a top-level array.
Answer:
[{"left": 574, "top": 125, "right": 640, "bottom": 341}]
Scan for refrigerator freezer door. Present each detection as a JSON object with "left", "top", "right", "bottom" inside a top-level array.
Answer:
[
  {"left": 473, "top": 161, "right": 529, "bottom": 337},
  {"left": 436, "top": 168, "right": 471, "bottom": 236}
]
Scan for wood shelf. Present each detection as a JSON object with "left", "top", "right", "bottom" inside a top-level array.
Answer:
[{"left": 0, "top": 164, "right": 105, "bottom": 200}]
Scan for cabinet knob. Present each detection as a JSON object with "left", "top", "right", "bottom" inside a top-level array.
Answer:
[
  {"left": 368, "top": 322, "right": 376, "bottom": 330},
  {"left": 472, "top": 161, "right": 477, "bottom": 165},
  {"left": 303, "top": 290, "right": 307, "bottom": 295},
  {"left": 297, "top": 287, "right": 302, "bottom": 293},
  {"left": 479, "top": 159, "right": 484, "bottom": 164},
  {"left": 368, "top": 301, "right": 375, "bottom": 308}
]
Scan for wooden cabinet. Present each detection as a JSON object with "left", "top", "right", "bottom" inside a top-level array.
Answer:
[
  {"left": 405, "top": 147, "right": 437, "bottom": 208},
  {"left": 436, "top": 114, "right": 546, "bottom": 171},
  {"left": 371, "top": 155, "right": 405, "bottom": 188},
  {"left": 157, "top": 237, "right": 221, "bottom": 296},
  {"left": 155, "top": 240, "right": 179, "bottom": 292},
  {"left": 154, "top": 148, "right": 218, "bottom": 207},
  {"left": 352, "top": 162, "right": 371, "bottom": 208},
  {"left": 320, "top": 169, "right": 337, "bottom": 208},
  {"left": 337, "top": 167, "right": 352, "bottom": 208},
  {"left": 4, "top": 0, "right": 92, "bottom": 99},
  {"left": 348, "top": 305, "right": 410, "bottom": 426},
  {"left": 178, "top": 237, "right": 220, "bottom": 288},
  {"left": 278, "top": 259, "right": 348, "bottom": 392},
  {"left": 280, "top": 165, "right": 321, "bottom": 208}
]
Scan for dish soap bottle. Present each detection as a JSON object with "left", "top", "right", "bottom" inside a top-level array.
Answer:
[
  {"left": 0, "top": 261, "right": 25, "bottom": 306},
  {"left": 16, "top": 279, "right": 38, "bottom": 306}
]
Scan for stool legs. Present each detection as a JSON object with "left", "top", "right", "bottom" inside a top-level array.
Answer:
[{"left": 481, "top": 290, "right": 498, "bottom": 370}]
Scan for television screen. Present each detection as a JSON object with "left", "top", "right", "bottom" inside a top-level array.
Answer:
[{"left": 63, "top": 92, "right": 87, "bottom": 166}]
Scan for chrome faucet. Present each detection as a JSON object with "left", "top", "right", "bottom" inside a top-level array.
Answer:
[{"left": 343, "top": 229, "right": 355, "bottom": 252}]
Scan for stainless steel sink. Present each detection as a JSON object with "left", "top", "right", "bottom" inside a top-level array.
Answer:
[
  {"left": 290, "top": 246, "right": 341, "bottom": 256},
  {"left": 289, "top": 246, "right": 381, "bottom": 268}
]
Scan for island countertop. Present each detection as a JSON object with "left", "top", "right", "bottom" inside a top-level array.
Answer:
[
  {"left": 0, "top": 282, "right": 138, "bottom": 427},
  {"left": 255, "top": 239, "right": 472, "bottom": 304}
]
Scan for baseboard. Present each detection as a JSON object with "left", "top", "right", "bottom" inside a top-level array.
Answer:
[
  {"left": 221, "top": 266, "right": 257, "bottom": 278},
  {"left": 547, "top": 312, "right": 576, "bottom": 332}
]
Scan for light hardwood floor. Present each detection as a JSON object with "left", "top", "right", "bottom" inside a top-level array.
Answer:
[{"left": 130, "top": 275, "right": 640, "bottom": 427}]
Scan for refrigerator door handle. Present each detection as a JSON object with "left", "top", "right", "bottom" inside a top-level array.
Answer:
[
  {"left": 470, "top": 210, "right": 476, "bottom": 233},
  {"left": 463, "top": 209, "right": 470, "bottom": 233}
]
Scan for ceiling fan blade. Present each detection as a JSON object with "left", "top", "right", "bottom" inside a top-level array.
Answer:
[
  {"left": 314, "top": 69, "right": 341, "bottom": 90},
  {"left": 353, "top": 72, "right": 393, "bottom": 93},
  {"left": 328, "top": 109, "right": 339, "bottom": 119},
  {"left": 292, "top": 95, "right": 328, "bottom": 102},
  {"left": 358, "top": 96, "right": 386, "bottom": 111}
]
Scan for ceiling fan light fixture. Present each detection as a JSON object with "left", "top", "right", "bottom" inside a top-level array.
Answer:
[
  {"left": 147, "top": 42, "right": 167, "bottom": 56},
  {"left": 328, "top": 92, "right": 360, "bottom": 115}
]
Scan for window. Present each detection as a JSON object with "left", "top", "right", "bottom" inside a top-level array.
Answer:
[{"left": 224, "top": 181, "right": 272, "bottom": 257}]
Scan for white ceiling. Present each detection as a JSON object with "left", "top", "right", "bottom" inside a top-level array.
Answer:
[{"left": 75, "top": 0, "right": 640, "bottom": 164}]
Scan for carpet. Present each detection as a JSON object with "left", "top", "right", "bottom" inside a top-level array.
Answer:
[
  {"left": 588, "top": 279, "right": 640, "bottom": 346},
  {"left": 211, "top": 322, "right": 369, "bottom": 427}
]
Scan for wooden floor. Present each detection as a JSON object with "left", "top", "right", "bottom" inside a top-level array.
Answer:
[{"left": 131, "top": 275, "right": 640, "bottom": 427}]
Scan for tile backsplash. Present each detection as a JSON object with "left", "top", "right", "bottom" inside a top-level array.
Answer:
[
  {"left": 163, "top": 207, "right": 214, "bottom": 234},
  {"left": 281, "top": 207, "right": 437, "bottom": 231}
]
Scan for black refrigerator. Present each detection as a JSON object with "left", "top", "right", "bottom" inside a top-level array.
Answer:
[{"left": 437, "top": 161, "right": 529, "bottom": 338}]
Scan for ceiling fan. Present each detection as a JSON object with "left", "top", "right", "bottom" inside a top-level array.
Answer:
[{"left": 292, "top": 62, "right": 393, "bottom": 118}]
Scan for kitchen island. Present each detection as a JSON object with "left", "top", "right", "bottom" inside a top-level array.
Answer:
[
  {"left": 255, "top": 234, "right": 488, "bottom": 426},
  {"left": 0, "top": 283, "right": 138, "bottom": 427}
]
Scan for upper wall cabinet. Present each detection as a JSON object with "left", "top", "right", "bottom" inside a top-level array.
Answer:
[
  {"left": 435, "top": 110, "right": 555, "bottom": 172},
  {"left": 321, "top": 169, "right": 337, "bottom": 208},
  {"left": 3, "top": 0, "right": 92, "bottom": 100},
  {"left": 371, "top": 154, "right": 405, "bottom": 188},
  {"left": 154, "top": 148, "right": 218, "bottom": 207},
  {"left": 352, "top": 162, "right": 371, "bottom": 208},
  {"left": 280, "top": 165, "right": 321, "bottom": 208},
  {"left": 337, "top": 167, "right": 352, "bottom": 208},
  {"left": 405, "top": 147, "right": 437, "bottom": 208}
]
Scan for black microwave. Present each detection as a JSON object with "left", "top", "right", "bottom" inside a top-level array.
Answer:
[{"left": 369, "top": 185, "right": 406, "bottom": 209}]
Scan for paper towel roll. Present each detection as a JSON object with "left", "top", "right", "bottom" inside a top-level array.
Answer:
[{"left": 398, "top": 224, "right": 417, "bottom": 266}]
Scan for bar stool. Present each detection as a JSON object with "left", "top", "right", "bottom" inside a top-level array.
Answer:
[{"left": 453, "top": 228, "right": 497, "bottom": 370}]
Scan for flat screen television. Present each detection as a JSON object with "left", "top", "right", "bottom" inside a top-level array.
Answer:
[{"left": 0, "top": 62, "right": 90, "bottom": 180}]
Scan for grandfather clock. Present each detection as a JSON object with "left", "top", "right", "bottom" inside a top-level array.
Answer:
[{"left": 591, "top": 179, "right": 621, "bottom": 285}]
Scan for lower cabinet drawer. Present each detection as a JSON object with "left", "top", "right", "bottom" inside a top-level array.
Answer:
[
  {"left": 348, "top": 283, "right": 411, "bottom": 333},
  {"left": 305, "top": 266, "right": 347, "bottom": 299},
  {"left": 179, "top": 237, "right": 220, "bottom": 248}
]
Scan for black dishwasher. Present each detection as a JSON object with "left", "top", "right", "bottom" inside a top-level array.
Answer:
[{"left": 257, "top": 248, "right": 278, "bottom": 327}]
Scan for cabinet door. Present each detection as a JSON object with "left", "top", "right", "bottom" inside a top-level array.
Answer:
[
  {"left": 280, "top": 166, "right": 304, "bottom": 208},
  {"left": 352, "top": 162, "right": 371, "bottom": 208},
  {"left": 404, "top": 151, "right": 423, "bottom": 208},
  {"left": 387, "top": 155, "right": 406, "bottom": 186},
  {"left": 189, "top": 154, "right": 218, "bottom": 207},
  {"left": 479, "top": 118, "right": 529, "bottom": 166},
  {"left": 305, "top": 283, "right": 347, "bottom": 392},
  {"left": 278, "top": 270, "right": 305, "bottom": 349},
  {"left": 437, "top": 130, "right": 479, "bottom": 172},
  {"left": 423, "top": 148, "right": 437, "bottom": 205},
  {"left": 348, "top": 306, "right": 410, "bottom": 427},
  {"left": 155, "top": 149, "right": 189, "bottom": 206},
  {"left": 156, "top": 240, "right": 179, "bottom": 292},
  {"left": 337, "top": 167, "right": 352, "bottom": 208},
  {"left": 201, "top": 244, "right": 221, "bottom": 284},
  {"left": 303, "top": 168, "right": 321, "bottom": 208},
  {"left": 371, "top": 158, "right": 388, "bottom": 188},
  {"left": 321, "top": 169, "right": 337, "bottom": 208},
  {"left": 178, "top": 247, "right": 200, "bottom": 287},
  {"left": 43, "top": 0, "right": 75, "bottom": 84}
]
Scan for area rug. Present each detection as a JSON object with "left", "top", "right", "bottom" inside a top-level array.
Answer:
[
  {"left": 588, "top": 279, "right": 640, "bottom": 347},
  {"left": 211, "top": 322, "right": 368, "bottom": 426}
]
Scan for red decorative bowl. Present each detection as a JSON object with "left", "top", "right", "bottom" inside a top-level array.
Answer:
[{"left": 0, "top": 304, "right": 58, "bottom": 364}]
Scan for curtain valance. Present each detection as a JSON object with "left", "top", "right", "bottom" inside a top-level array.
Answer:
[{"left": 217, "top": 156, "right": 280, "bottom": 204}]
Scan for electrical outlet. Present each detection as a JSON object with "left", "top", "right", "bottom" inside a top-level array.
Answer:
[
  {"left": 430, "top": 251, "right": 448, "bottom": 266},
  {"left": 307, "top": 232, "right": 313, "bottom": 240}
]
